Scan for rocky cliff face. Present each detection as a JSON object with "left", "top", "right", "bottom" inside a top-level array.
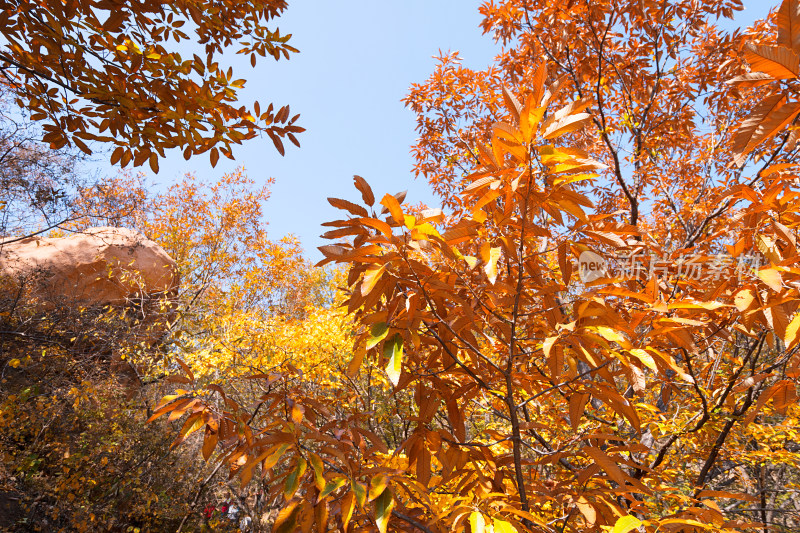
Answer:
[
  {"left": 0, "top": 227, "right": 180, "bottom": 365},
  {"left": 0, "top": 227, "right": 178, "bottom": 307}
]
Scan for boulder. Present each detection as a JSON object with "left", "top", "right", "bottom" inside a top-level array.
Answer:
[{"left": 0, "top": 226, "right": 178, "bottom": 307}]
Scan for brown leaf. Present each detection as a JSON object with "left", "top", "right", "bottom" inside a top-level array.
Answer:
[
  {"left": 202, "top": 426, "right": 217, "bottom": 460},
  {"left": 353, "top": 175, "right": 375, "bottom": 206},
  {"left": 328, "top": 197, "right": 369, "bottom": 217}
]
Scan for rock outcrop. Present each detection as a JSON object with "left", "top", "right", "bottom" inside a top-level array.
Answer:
[{"left": 0, "top": 226, "right": 179, "bottom": 307}]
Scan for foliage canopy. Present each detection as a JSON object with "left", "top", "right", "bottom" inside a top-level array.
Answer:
[
  {"left": 154, "top": 0, "right": 800, "bottom": 532},
  {"left": 10, "top": 0, "right": 800, "bottom": 532},
  {"left": 0, "top": 0, "right": 303, "bottom": 171}
]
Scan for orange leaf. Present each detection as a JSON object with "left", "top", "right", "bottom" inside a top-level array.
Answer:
[
  {"left": 583, "top": 446, "right": 648, "bottom": 493},
  {"left": 380, "top": 193, "right": 404, "bottom": 225},
  {"left": 361, "top": 264, "right": 387, "bottom": 296},
  {"left": 778, "top": 0, "right": 800, "bottom": 52},
  {"left": 758, "top": 268, "right": 783, "bottom": 291},
  {"left": 734, "top": 96, "right": 800, "bottom": 165},
  {"left": 727, "top": 72, "right": 775, "bottom": 87},
  {"left": 569, "top": 393, "right": 590, "bottom": 431},
  {"left": 501, "top": 85, "right": 522, "bottom": 123},
  {"left": 744, "top": 44, "right": 799, "bottom": 79}
]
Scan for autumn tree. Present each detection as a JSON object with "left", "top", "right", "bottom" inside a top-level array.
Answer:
[
  {"left": 151, "top": 1, "right": 800, "bottom": 532},
  {"left": 0, "top": 167, "right": 340, "bottom": 531},
  {"left": 0, "top": 0, "right": 304, "bottom": 171}
]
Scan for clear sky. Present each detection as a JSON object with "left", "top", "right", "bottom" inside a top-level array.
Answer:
[{"left": 96, "top": 1, "right": 774, "bottom": 261}]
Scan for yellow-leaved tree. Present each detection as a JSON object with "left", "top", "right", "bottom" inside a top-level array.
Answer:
[{"left": 155, "top": 1, "right": 800, "bottom": 532}]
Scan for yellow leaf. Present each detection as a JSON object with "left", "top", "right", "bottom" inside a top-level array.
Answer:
[
  {"left": 309, "top": 453, "right": 325, "bottom": 491},
  {"left": 758, "top": 268, "right": 783, "bottom": 291},
  {"left": 469, "top": 511, "right": 486, "bottom": 533},
  {"left": 368, "top": 473, "right": 389, "bottom": 501},
  {"left": 366, "top": 322, "right": 389, "bottom": 349},
  {"left": 493, "top": 518, "right": 518, "bottom": 533},
  {"left": 734, "top": 289, "right": 756, "bottom": 312},
  {"left": 609, "top": 515, "right": 643, "bottom": 533},
  {"left": 384, "top": 334, "right": 404, "bottom": 387},
  {"left": 593, "top": 326, "right": 630, "bottom": 348},
  {"left": 786, "top": 312, "right": 800, "bottom": 349},
  {"left": 483, "top": 246, "right": 501, "bottom": 284},
  {"left": 412, "top": 222, "right": 441, "bottom": 239},
  {"left": 319, "top": 477, "right": 347, "bottom": 499},
  {"left": 629, "top": 349, "right": 658, "bottom": 373},
  {"left": 341, "top": 492, "right": 355, "bottom": 531},
  {"left": 543, "top": 336, "right": 557, "bottom": 358}
]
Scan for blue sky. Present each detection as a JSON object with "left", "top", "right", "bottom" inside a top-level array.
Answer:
[{"left": 98, "top": 1, "right": 773, "bottom": 261}]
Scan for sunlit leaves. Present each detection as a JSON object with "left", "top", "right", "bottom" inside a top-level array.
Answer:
[
  {"left": 743, "top": 44, "right": 800, "bottom": 79},
  {"left": 731, "top": 0, "right": 800, "bottom": 164},
  {"left": 469, "top": 511, "right": 487, "bottom": 533},
  {"left": 383, "top": 334, "right": 404, "bottom": 386},
  {"left": 608, "top": 515, "right": 644, "bottom": 533},
  {"left": 1, "top": 0, "right": 303, "bottom": 168},
  {"left": 133, "top": 3, "right": 800, "bottom": 533}
]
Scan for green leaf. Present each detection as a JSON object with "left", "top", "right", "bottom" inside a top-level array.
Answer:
[
  {"left": 384, "top": 334, "right": 404, "bottom": 386},
  {"left": 283, "top": 458, "right": 307, "bottom": 500},
  {"left": 374, "top": 488, "right": 395, "bottom": 533},
  {"left": 367, "top": 322, "right": 389, "bottom": 349},
  {"left": 319, "top": 476, "right": 347, "bottom": 499},
  {"left": 263, "top": 442, "right": 291, "bottom": 471},
  {"left": 309, "top": 453, "right": 325, "bottom": 490},
  {"left": 351, "top": 480, "right": 367, "bottom": 509},
  {"left": 369, "top": 473, "right": 389, "bottom": 501}
]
